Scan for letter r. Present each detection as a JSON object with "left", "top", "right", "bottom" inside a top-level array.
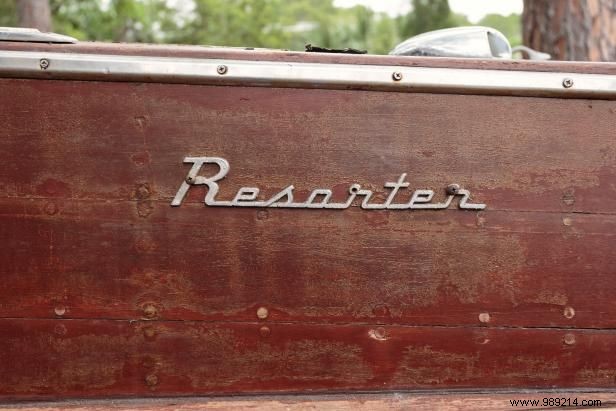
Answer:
[{"left": 170, "top": 156, "right": 230, "bottom": 206}]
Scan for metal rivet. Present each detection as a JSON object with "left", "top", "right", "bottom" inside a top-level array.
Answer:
[
  {"left": 392, "top": 71, "right": 403, "bottom": 81},
  {"left": 564, "top": 306, "right": 575, "bottom": 319},
  {"left": 478, "top": 312, "right": 491, "bottom": 323},
  {"left": 374, "top": 327, "right": 386, "bottom": 339},
  {"left": 143, "top": 303, "right": 158, "bottom": 319},
  {"left": 562, "top": 217, "right": 572, "bottom": 226},
  {"left": 54, "top": 306, "right": 66, "bottom": 317},
  {"left": 217, "top": 65, "right": 228, "bottom": 75},
  {"left": 563, "top": 333, "right": 576, "bottom": 345},
  {"left": 562, "top": 78, "right": 574, "bottom": 88},
  {"left": 259, "top": 326, "right": 271, "bottom": 337},
  {"left": 39, "top": 58, "right": 50, "bottom": 70},
  {"left": 368, "top": 327, "right": 388, "bottom": 341},
  {"left": 256, "top": 306, "right": 269, "bottom": 319},
  {"left": 446, "top": 184, "right": 460, "bottom": 195},
  {"left": 145, "top": 374, "right": 158, "bottom": 387}
]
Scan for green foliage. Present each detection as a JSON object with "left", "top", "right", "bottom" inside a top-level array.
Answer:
[
  {"left": 50, "top": 0, "right": 175, "bottom": 42},
  {"left": 399, "top": 0, "right": 469, "bottom": 38},
  {"left": 2, "top": 0, "right": 520, "bottom": 55},
  {"left": 0, "top": 0, "right": 16, "bottom": 27},
  {"left": 173, "top": 0, "right": 399, "bottom": 54},
  {"left": 478, "top": 13, "right": 521, "bottom": 46}
]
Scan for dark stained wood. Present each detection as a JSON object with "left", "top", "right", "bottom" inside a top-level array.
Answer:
[
  {"left": 3, "top": 40, "right": 616, "bottom": 74},
  {"left": 1, "top": 45, "right": 616, "bottom": 399},
  {"left": 3, "top": 319, "right": 616, "bottom": 400},
  {"left": 1, "top": 79, "right": 615, "bottom": 329}
]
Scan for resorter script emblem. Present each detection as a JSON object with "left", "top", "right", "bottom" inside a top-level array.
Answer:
[{"left": 171, "top": 156, "right": 486, "bottom": 210}]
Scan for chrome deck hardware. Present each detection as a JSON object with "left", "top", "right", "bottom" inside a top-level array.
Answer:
[{"left": 390, "top": 26, "right": 512, "bottom": 59}]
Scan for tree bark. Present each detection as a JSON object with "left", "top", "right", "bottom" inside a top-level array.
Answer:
[
  {"left": 523, "top": 0, "right": 616, "bottom": 61},
  {"left": 16, "top": 0, "right": 52, "bottom": 32}
]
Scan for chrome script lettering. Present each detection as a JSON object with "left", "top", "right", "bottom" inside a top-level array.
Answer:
[{"left": 171, "top": 156, "right": 486, "bottom": 210}]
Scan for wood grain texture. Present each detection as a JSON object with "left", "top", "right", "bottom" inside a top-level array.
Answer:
[
  {"left": 1, "top": 79, "right": 615, "bottom": 327},
  {"left": 3, "top": 392, "right": 616, "bottom": 411},
  {"left": 0, "top": 69, "right": 615, "bottom": 398},
  {"left": 3, "top": 319, "right": 616, "bottom": 400}
]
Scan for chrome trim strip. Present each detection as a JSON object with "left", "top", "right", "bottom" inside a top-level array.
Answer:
[
  {"left": 0, "top": 27, "right": 77, "bottom": 44},
  {"left": 0, "top": 50, "right": 615, "bottom": 98}
]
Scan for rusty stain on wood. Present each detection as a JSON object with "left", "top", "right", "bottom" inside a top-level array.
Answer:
[{"left": 2, "top": 320, "right": 616, "bottom": 399}]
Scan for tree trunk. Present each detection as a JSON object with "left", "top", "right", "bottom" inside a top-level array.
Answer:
[
  {"left": 16, "top": 0, "right": 52, "bottom": 32},
  {"left": 523, "top": 0, "right": 616, "bottom": 61}
]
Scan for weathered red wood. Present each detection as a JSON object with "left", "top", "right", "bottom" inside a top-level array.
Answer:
[
  {"left": 2, "top": 319, "right": 616, "bottom": 400},
  {"left": 0, "top": 79, "right": 615, "bottom": 330},
  {"left": 2, "top": 204, "right": 616, "bottom": 328}
]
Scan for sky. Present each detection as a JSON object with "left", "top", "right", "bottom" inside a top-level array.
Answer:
[{"left": 333, "top": 0, "right": 523, "bottom": 22}]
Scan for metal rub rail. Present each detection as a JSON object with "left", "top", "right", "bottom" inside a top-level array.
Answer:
[{"left": 0, "top": 50, "right": 615, "bottom": 98}]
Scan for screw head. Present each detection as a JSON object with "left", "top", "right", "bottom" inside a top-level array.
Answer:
[
  {"left": 39, "top": 58, "right": 50, "bottom": 70},
  {"left": 185, "top": 176, "right": 194, "bottom": 183},
  {"left": 374, "top": 327, "right": 386, "bottom": 339},
  {"left": 563, "top": 333, "right": 576, "bottom": 345},
  {"left": 256, "top": 306, "right": 269, "bottom": 319},
  {"left": 562, "top": 78, "right": 574, "bottom": 88},
  {"left": 563, "top": 306, "right": 575, "bottom": 319},
  {"left": 478, "top": 312, "right": 491, "bottom": 323},
  {"left": 392, "top": 71, "right": 403, "bottom": 81},
  {"left": 217, "top": 65, "right": 228, "bottom": 75},
  {"left": 446, "top": 184, "right": 460, "bottom": 195},
  {"left": 145, "top": 374, "right": 158, "bottom": 387},
  {"left": 142, "top": 303, "right": 158, "bottom": 319}
]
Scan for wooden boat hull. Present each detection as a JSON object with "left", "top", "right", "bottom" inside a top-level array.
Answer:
[{"left": 1, "top": 42, "right": 616, "bottom": 400}]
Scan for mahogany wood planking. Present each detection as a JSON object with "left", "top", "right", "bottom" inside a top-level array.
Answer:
[
  {"left": 1, "top": 42, "right": 616, "bottom": 399},
  {"left": 2, "top": 319, "right": 616, "bottom": 400}
]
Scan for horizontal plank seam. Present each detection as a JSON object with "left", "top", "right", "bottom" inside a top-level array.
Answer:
[
  {"left": 1, "top": 197, "right": 616, "bottom": 216},
  {"left": 0, "top": 316, "right": 614, "bottom": 333},
  {"left": 3, "top": 387, "right": 616, "bottom": 407}
]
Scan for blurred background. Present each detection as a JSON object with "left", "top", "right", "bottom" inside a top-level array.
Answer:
[{"left": 1, "top": 0, "right": 615, "bottom": 61}]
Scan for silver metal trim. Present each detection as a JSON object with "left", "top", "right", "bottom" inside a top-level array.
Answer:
[
  {"left": 0, "top": 50, "right": 615, "bottom": 98},
  {"left": 0, "top": 27, "right": 77, "bottom": 43}
]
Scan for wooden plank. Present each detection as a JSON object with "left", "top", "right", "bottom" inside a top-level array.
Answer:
[
  {"left": 0, "top": 80, "right": 615, "bottom": 328},
  {"left": 4, "top": 392, "right": 616, "bottom": 410},
  {"left": 3, "top": 319, "right": 616, "bottom": 400},
  {"left": 2, "top": 205, "right": 616, "bottom": 327}
]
